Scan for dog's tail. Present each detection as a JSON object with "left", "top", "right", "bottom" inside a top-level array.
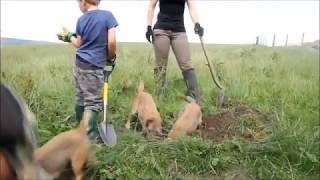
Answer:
[
  {"left": 78, "top": 111, "right": 90, "bottom": 134},
  {"left": 137, "top": 80, "right": 144, "bottom": 93},
  {"left": 180, "top": 96, "right": 195, "bottom": 103}
]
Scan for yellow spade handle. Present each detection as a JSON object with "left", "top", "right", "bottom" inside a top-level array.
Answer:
[{"left": 103, "top": 82, "right": 108, "bottom": 101}]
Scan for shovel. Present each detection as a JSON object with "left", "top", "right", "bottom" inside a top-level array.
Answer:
[
  {"left": 199, "top": 36, "right": 225, "bottom": 109},
  {"left": 97, "top": 62, "right": 117, "bottom": 146}
]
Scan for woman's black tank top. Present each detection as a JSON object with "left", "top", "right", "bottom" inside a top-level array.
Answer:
[{"left": 154, "top": 0, "right": 186, "bottom": 32}]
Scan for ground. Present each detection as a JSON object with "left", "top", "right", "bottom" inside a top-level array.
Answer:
[{"left": 1, "top": 43, "right": 319, "bottom": 179}]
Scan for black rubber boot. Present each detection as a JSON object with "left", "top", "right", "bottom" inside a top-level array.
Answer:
[
  {"left": 182, "top": 69, "right": 202, "bottom": 105},
  {"left": 87, "top": 111, "right": 99, "bottom": 140},
  {"left": 75, "top": 105, "right": 84, "bottom": 123},
  {"left": 154, "top": 67, "right": 167, "bottom": 96}
]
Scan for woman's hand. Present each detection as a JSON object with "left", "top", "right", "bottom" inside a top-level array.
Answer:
[
  {"left": 145, "top": 26, "right": 153, "bottom": 43},
  {"left": 194, "top": 23, "right": 204, "bottom": 37},
  {"left": 146, "top": 0, "right": 157, "bottom": 42}
]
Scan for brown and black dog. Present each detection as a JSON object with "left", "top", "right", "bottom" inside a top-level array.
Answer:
[
  {"left": 168, "top": 96, "right": 202, "bottom": 140},
  {"left": 1, "top": 84, "right": 94, "bottom": 180},
  {"left": 34, "top": 111, "right": 94, "bottom": 180},
  {"left": 125, "top": 80, "right": 162, "bottom": 137},
  {"left": 0, "top": 84, "right": 48, "bottom": 179}
]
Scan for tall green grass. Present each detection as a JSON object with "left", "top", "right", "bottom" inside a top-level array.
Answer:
[{"left": 1, "top": 43, "right": 319, "bottom": 179}]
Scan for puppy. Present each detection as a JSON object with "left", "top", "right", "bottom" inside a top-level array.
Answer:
[
  {"left": 121, "top": 76, "right": 132, "bottom": 93},
  {"left": 33, "top": 111, "right": 94, "bottom": 180},
  {"left": 168, "top": 96, "right": 202, "bottom": 140},
  {"left": 125, "top": 80, "right": 162, "bottom": 137}
]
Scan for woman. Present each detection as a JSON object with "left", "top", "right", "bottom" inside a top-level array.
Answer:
[{"left": 146, "top": 0, "right": 204, "bottom": 105}]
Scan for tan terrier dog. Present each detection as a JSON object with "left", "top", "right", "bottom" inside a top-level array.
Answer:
[
  {"left": 168, "top": 96, "right": 202, "bottom": 140},
  {"left": 125, "top": 80, "right": 162, "bottom": 137},
  {"left": 33, "top": 111, "right": 94, "bottom": 180}
]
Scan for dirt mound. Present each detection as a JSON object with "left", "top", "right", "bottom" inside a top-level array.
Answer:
[{"left": 199, "top": 102, "right": 271, "bottom": 141}]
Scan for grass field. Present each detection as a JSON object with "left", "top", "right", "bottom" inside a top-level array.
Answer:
[{"left": 1, "top": 43, "right": 319, "bottom": 179}]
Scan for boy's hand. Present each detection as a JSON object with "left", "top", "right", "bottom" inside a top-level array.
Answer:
[
  {"left": 106, "top": 54, "right": 116, "bottom": 67},
  {"left": 57, "top": 27, "right": 77, "bottom": 42}
]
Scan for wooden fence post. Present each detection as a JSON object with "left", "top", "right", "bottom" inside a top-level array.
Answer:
[
  {"left": 256, "top": 36, "right": 259, "bottom": 45},
  {"left": 272, "top": 34, "right": 276, "bottom": 47}
]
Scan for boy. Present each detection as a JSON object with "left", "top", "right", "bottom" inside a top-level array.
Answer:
[{"left": 57, "top": 0, "right": 118, "bottom": 140}]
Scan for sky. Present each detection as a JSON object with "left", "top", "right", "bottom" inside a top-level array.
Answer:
[{"left": 1, "top": 0, "right": 319, "bottom": 46}]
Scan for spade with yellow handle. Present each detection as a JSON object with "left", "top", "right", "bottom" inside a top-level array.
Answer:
[{"left": 97, "top": 60, "right": 117, "bottom": 146}]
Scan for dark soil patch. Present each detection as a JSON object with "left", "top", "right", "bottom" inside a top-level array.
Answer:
[{"left": 199, "top": 101, "right": 271, "bottom": 141}]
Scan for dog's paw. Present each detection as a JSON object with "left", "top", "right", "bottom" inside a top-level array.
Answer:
[{"left": 125, "top": 122, "right": 131, "bottom": 129}]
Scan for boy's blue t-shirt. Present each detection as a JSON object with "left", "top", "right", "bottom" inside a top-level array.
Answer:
[{"left": 76, "top": 9, "right": 118, "bottom": 68}]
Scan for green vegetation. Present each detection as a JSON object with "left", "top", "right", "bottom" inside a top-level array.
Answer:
[{"left": 1, "top": 43, "right": 319, "bottom": 179}]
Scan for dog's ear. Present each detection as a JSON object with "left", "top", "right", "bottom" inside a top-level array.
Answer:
[
  {"left": 145, "top": 118, "right": 154, "bottom": 128},
  {"left": 1, "top": 84, "right": 26, "bottom": 149},
  {"left": 136, "top": 80, "right": 144, "bottom": 93}
]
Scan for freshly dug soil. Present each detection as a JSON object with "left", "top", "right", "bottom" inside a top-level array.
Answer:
[{"left": 199, "top": 102, "right": 270, "bottom": 141}]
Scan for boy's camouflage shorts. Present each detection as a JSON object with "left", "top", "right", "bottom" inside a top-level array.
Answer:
[{"left": 72, "top": 64, "right": 104, "bottom": 112}]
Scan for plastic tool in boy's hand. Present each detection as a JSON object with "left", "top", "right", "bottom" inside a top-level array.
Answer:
[{"left": 57, "top": 27, "right": 77, "bottom": 42}]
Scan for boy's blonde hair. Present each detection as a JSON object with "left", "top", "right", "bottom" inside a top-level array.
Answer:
[{"left": 82, "top": 0, "right": 100, "bottom": 5}]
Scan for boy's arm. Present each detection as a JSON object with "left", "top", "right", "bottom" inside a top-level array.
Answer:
[
  {"left": 108, "top": 28, "right": 116, "bottom": 59},
  {"left": 70, "top": 35, "right": 81, "bottom": 48},
  {"left": 57, "top": 27, "right": 81, "bottom": 47}
]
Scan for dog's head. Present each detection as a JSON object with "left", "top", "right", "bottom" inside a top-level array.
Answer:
[
  {"left": 143, "top": 117, "right": 163, "bottom": 138},
  {"left": 167, "top": 128, "right": 186, "bottom": 140}
]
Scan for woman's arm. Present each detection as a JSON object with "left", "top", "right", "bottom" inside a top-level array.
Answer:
[
  {"left": 108, "top": 27, "right": 117, "bottom": 59},
  {"left": 186, "top": 0, "right": 200, "bottom": 23},
  {"left": 187, "top": 0, "right": 204, "bottom": 37},
  {"left": 147, "top": 0, "right": 158, "bottom": 26}
]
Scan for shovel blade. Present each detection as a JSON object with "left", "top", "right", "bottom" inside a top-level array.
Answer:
[{"left": 97, "top": 122, "right": 117, "bottom": 146}]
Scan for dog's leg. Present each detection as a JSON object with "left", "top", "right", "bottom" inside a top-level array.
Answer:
[
  {"left": 125, "top": 114, "right": 132, "bottom": 129},
  {"left": 125, "top": 98, "right": 139, "bottom": 129},
  {"left": 198, "top": 112, "right": 203, "bottom": 126},
  {"left": 71, "top": 145, "right": 88, "bottom": 180}
]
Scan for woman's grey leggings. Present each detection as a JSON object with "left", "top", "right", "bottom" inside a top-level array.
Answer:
[{"left": 152, "top": 29, "right": 193, "bottom": 72}]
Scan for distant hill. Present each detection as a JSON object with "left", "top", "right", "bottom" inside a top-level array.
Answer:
[{"left": 1, "top": 37, "right": 54, "bottom": 47}]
